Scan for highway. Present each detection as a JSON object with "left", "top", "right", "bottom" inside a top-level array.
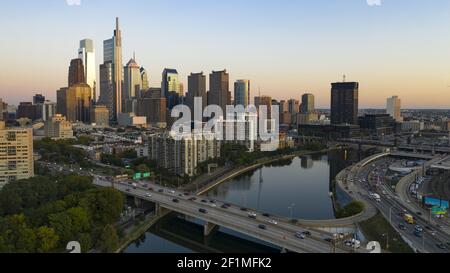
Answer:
[
  {"left": 354, "top": 157, "right": 450, "bottom": 253},
  {"left": 94, "top": 177, "right": 359, "bottom": 253}
]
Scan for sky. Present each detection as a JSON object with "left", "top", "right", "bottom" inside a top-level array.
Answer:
[{"left": 0, "top": 0, "right": 449, "bottom": 109}]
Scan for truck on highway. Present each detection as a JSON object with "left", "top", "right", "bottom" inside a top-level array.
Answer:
[{"left": 404, "top": 214, "right": 414, "bottom": 224}]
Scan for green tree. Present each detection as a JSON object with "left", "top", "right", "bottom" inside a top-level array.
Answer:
[
  {"left": 98, "top": 225, "right": 119, "bottom": 253},
  {"left": 35, "top": 226, "right": 59, "bottom": 253}
]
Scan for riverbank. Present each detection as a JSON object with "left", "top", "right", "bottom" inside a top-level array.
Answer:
[{"left": 115, "top": 210, "right": 171, "bottom": 253}]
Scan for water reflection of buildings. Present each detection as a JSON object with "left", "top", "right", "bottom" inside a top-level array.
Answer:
[{"left": 300, "top": 156, "right": 314, "bottom": 169}]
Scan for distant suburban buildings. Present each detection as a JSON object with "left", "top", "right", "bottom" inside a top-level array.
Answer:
[
  {"left": 331, "top": 82, "right": 359, "bottom": 125},
  {"left": 387, "top": 96, "right": 402, "bottom": 122},
  {"left": 0, "top": 121, "right": 34, "bottom": 188}
]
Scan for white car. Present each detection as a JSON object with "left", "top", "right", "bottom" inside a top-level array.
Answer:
[
  {"left": 268, "top": 219, "right": 278, "bottom": 225},
  {"left": 210, "top": 203, "right": 217, "bottom": 208},
  {"left": 145, "top": 193, "right": 152, "bottom": 197}
]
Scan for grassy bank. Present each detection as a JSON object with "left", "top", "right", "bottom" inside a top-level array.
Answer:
[{"left": 359, "top": 212, "right": 414, "bottom": 253}]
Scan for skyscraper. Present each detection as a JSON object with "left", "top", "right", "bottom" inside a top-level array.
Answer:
[
  {"left": 162, "top": 68, "right": 180, "bottom": 109},
  {"left": 387, "top": 96, "right": 402, "bottom": 122},
  {"left": 186, "top": 72, "right": 207, "bottom": 115},
  {"left": 68, "top": 58, "right": 85, "bottom": 87},
  {"left": 331, "top": 82, "right": 359, "bottom": 125},
  {"left": 140, "top": 67, "right": 149, "bottom": 92},
  {"left": 234, "top": 80, "right": 251, "bottom": 107},
  {"left": 288, "top": 99, "right": 300, "bottom": 115},
  {"left": 301, "top": 93, "right": 315, "bottom": 114},
  {"left": 123, "top": 56, "right": 141, "bottom": 101},
  {"left": 78, "top": 39, "right": 96, "bottom": 102},
  {"left": 59, "top": 84, "right": 92, "bottom": 123},
  {"left": 207, "top": 70, "right": 231, "bottom": 113},
  {"left": 102, "top": 17, "right": 123, "bottom": 122},
  {"left": 98, "top": 62, "right": 114, "bottom": 121},
  {"left": 33, "top": 94, "right": 46, "bottom": 105}
]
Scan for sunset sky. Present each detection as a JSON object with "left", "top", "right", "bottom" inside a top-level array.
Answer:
[{"left": 0, "top": 0, "right": 449, "bottom": 108}]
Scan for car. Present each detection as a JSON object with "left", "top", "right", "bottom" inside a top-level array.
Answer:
[
  {"left": 268, "top": 219, "right": 278, "bottom": 225},
  {"left": 221, "top": 204, "right": 229, "bottom": 209},
  {"left": 201, "top": 199, "right": 208, "bottom": 203},
  {"left": 178, "top": 194, "right": 183, "bottom": 197},
  {"left": 416, "top": 211, "right": 423, "bottom": 216},
  {"left": 414, "top": 230, "right": 423, "bottom": 238},
  {"left": 295, "top": 232, "right": 306, "bottom": 239},
  {"left": 210, "top": 203, "right": 217, "bottom": 208},
  {"left": 210, "top": 200, "right": 216, "bottom": 203},
  {"left": 189, "top": 197, "right": 197, "bottom": 201},
  {"left": 262, "top": 213, "right": 271, "bottom": 217},
  {"left": 199, "top": 208, "right": 208, "bottom": 214},
  {"left": 324, "top": 238, "right": 333, "bottom": 243},
  {"left": 148, "top": 187, "right": 154, "bottom": 191},
  {"left": 158, "top": 189, "right": 164, "bottom": 193},
  {"left": 398, "top": 224, "right": 407, "bottom": 231},
  {"left": 241, "top": 208, "right": 248, "bottom": 212},
  {"left": 172, "top": 199, "right": 179, "bottom": 203},
  {"left": 415, "top": 225, "right": 423, "bottom": 232},
  {"left": 145, "top": 193, "right": 151, "bottom": 197},
  {"left": 169, "top": 190, "right": 176, "bottom": 195},
  {"left": 425, "top": 226, "right": 432, "bottom": 230},
  {"left": 248, "top": 212, "right": 257, "bottom": 219},
  {"left": 258, "top": 224, "right": 267, "bottom": 230},
  {"left": 436, "top": 243, "right": 447, "bottom": 250},
  {"left": 302, "top": 231, "right": 312, "bottom": 237}
]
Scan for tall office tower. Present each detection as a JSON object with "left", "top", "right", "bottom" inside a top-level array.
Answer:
[
  {"left": 387, "top": 96, "right": 402, "bottom": 122},
  {"left": 207, "top": 70, "right": 231, "bottom": 113},
  {"left": 186, "top": 72, "right": 207, "bottom": 115},
  {"left": 98, "top": 62, "right": 115, "bottom": 122},
  {"left": 123, "top": 56, "right": 141, "bottom": 101},
  {"left": 79, "top": 39, "right": 97, "bottom": 102},
  {"left": 162, "top": 69, "right": 180, "bottom": 109},
  {"left": 288, "top": 99, "right": 300, "bottom": 114},
  {"left": 33, "top": 94, "right": 46, "bottom": 105},
  {"left": 179, "top": 83, "right": 184, "bottom": 97},
  {"left": 59, "top": 84, "right": 92, "bottom": 123},
  {"left": 279, "top": 100, "right": 289, "bottom": 113},
  {"left": 234, "top": 79, "right": 251, "bottom": 107},
  {"left": 301, "top": 93, "right": 315, "bottom": 114},
  {"left": 68, "top": 58, "right": 85, "bottom": 87},
  {"left": 17, "top": 102, "right": 38, "bottom": 121},
  {"left": 331, "top": 82, "right": 359, "bottom": 125},
  {"left": 36, "top": 101, "right": 57, "bottom": 121},
  {"left": 254, "top": 95, "right": 273, "bottom": 118},
  {"left": 102, "top": 17, "right": 123, "bottom": 122},
  {"left": 140, "top": 67, "right": 149, "bottom": 92},
  {"left": 0, "top": 121, "right": 34, "bottom": 188},
  {"left": 137, "top": 98, "right": 167, "bottom": 127}
]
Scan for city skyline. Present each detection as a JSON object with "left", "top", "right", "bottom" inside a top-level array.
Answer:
[{"left": 1, "top": 0, "right": 450, "bottom": 108}]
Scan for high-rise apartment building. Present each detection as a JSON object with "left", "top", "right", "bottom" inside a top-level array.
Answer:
[
  {"left": 387, "top": 96, "right": 402, "bottom": 122},
  {"left": 79, "top": 39, "right": 96, "bottom": 102},
  {"left": 207, "top": 70, "right": 231, "bottom": 114},
  {"left": 234, "top": 80, "right": 251, "bottom": 108},
  {"left": 17, "top": 102, "right": 38, "bottom": 121},
  {"left": 0, "top": 121, "right": 34, "bottom": 188},
  {"left": 102, "top": 17, "right": 123, "bottom": 122},
  {"left": 331, "top": 82, "right": 359, "bottom": 125}
]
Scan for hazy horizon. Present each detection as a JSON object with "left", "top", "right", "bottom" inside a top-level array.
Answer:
[{"left": 1, "top": 0, "right": 449, "bottom": 109}]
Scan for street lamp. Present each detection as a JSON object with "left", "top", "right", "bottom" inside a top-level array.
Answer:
[{"left": 288, "top": 203, "right": 296, "bottom": 220}]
